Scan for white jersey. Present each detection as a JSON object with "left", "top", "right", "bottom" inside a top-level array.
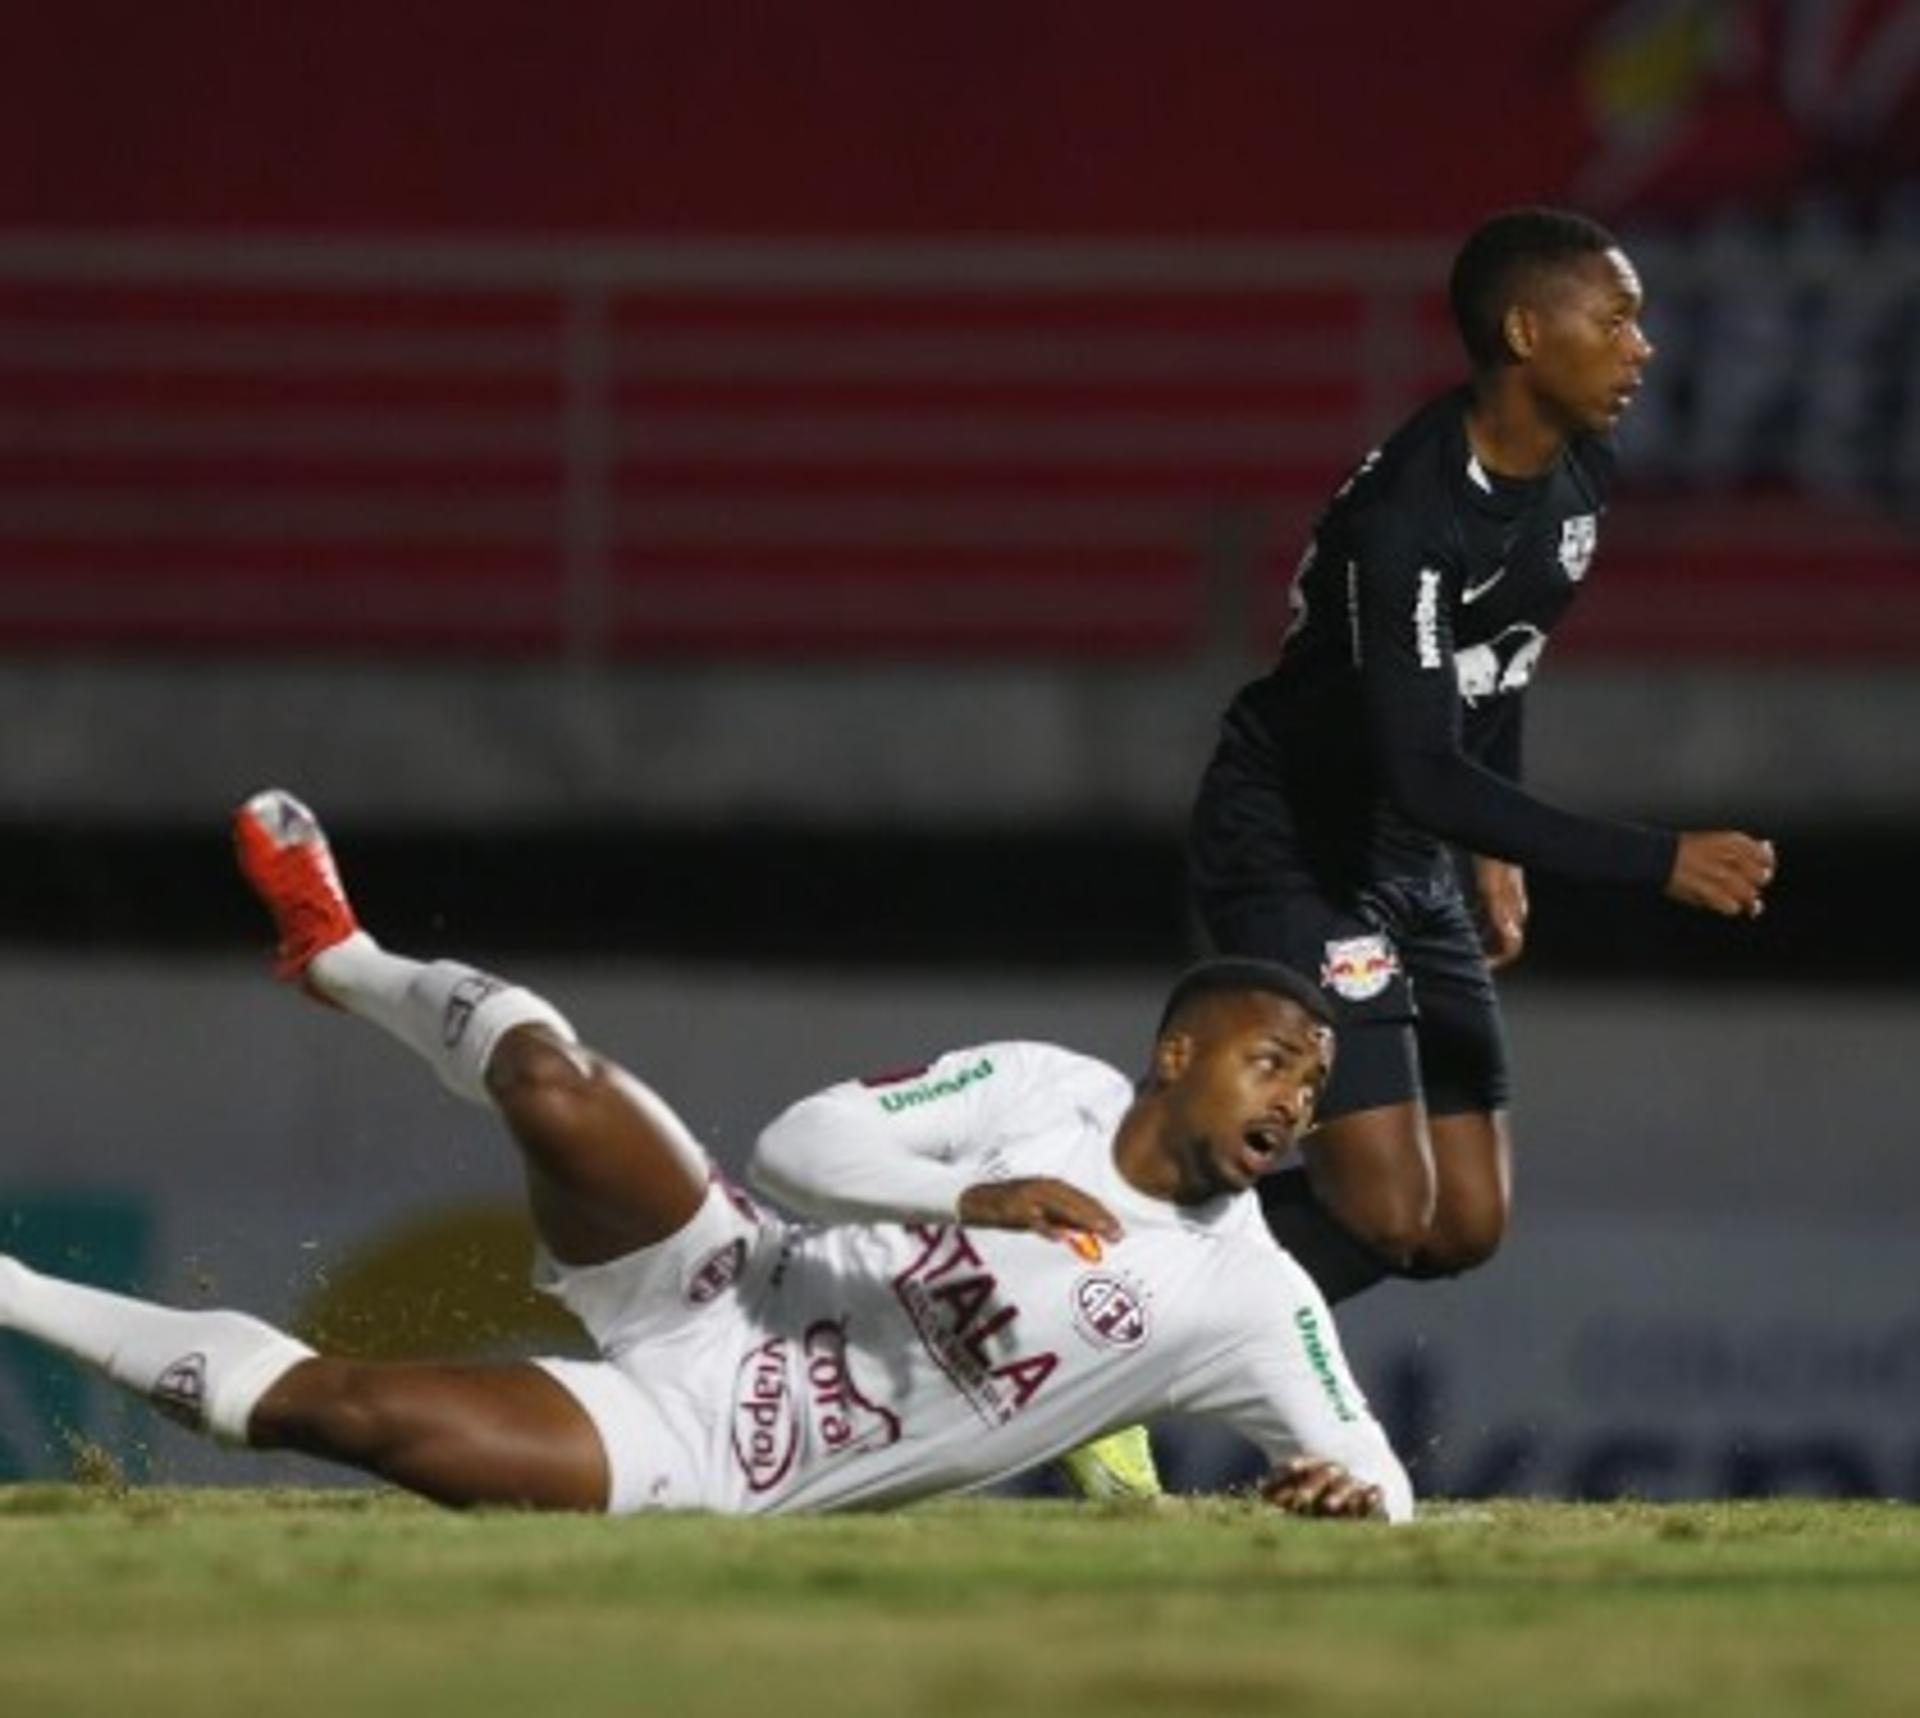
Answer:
[{"left": 713, "top": 1040, "right": 1411, "bottom": 1519}]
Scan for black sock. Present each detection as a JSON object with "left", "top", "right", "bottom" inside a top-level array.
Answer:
[{"left": 1257, "top": 1168, "right": 1394, "bottom": 1304}]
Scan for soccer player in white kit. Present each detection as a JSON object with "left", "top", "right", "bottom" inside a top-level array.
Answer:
[{"left": 0, "top": 791, "right": 1412, "bottom": 1523}]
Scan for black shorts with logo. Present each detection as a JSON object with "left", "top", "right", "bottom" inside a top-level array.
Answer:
[{"left": 1188, "top": 740, "right": 1511, "bottom": 1122}]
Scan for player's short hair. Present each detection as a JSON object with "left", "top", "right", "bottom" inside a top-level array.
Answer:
[
  {"left": 1449, "top": 206, "right": 1619, "bottom": 370},
  {"left": 1155, "top": 958, "right": 1337, "bottom": 1039}
]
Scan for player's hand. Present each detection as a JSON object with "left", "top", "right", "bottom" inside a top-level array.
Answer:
[
  {"left": 1258, "top": 1457, "right": 1387, "bottom": 1520},
  {"left": 1666, "top": 831, "right": 1776, "bottom": 919},
  {"left": 1472, "top": 855, "right": 1528, "bottom": 970},
  {"left": 957, "top": 1177, "right": 1122, "bottom": 1242}
]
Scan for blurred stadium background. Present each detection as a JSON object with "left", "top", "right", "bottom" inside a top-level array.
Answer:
[{"left": 2, "top": 1, "right": 1917, "bottom": 1501}]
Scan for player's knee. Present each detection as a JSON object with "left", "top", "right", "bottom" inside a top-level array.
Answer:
[
  {"left": 1330, "top": 1188, "right": 1436, "bottom": 1270},
  {"left": 256, "top": 1360, "right": 405, "bottom": 1463},
  {"left": 485, "top": 1028, "right": 600, "bottom": 1124},
  {"left": 1404, "top": 1206, "right": 1507, "bottom": 1279}
]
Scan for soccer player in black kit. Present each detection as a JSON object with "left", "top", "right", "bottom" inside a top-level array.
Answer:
[{"left": 1189, "top": 207, "right": 1776, "bottom": 1304}]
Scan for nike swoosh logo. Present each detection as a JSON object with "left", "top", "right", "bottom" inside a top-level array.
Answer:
[{"left": 1462, "top": 568, "right": 1506, "bottom": 604}]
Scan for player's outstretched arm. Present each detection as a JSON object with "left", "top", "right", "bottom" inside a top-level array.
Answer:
[
  {"left": 748, "top": 1042, "right": 1117, "bottom": 1235},
  {"left": 1665, "top": 830, "right": 1776, "bottom": 918}
]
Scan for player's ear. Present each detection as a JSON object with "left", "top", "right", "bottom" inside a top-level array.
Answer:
[
  {"left": 1503, "top": 303, "right": 1537, "bottom": 361},
  {"left": 1152, "top": 1029, "right": 1194, "bottom": 1086}
]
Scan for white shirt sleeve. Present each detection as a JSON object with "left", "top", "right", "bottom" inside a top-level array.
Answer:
[
  {"left": 748, "top": 1041, "right": 1050, "bottom": 1223},
  {"left": 1174, "top": 1242, "right": 1416, "bottom": 1524}
]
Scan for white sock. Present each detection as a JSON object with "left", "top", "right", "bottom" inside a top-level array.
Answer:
[
  {"left": 0, "top": 1255, "right": 313, "bottom": 1445},
  {"left": 307, "top": 931, "right": 576, "bottom": 1104}
]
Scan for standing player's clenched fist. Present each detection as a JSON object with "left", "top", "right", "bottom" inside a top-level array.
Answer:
[{"left": 1666, "top": 831, "right": 1776, "bottom": 918}]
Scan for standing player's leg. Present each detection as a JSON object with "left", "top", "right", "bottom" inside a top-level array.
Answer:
[
  {"left": 1257, "top": 1026, "right": 1434, "bottom": 1305},
  {"left": 1188, "top": 755, "right": 1443, "bottom": 1300},
  {"left": 1391, "top": 893, "right": 1514, "bottom": 1278},
  {"left": 1407, "top": 1109, "right": 1510, "bottom": 1277},
  {"left": 1260, "top": 1061, "right": 1509, "bottom": 1297},
  {"left": 1211, "top": 861, "right": 1512, "bottom": 1300}
]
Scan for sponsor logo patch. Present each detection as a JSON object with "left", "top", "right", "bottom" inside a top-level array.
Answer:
[
  {"left": 729, "top": 1324, "right": 902, "bottom": 1495},
  {"left": 874, "top": 1056, "right": 996, "bottom": 1115},
  {"left": 1413, "top": 568, "right": 1443, "bottom": 668},
  {"left": 686, "top": 1237, "right": 747, "bottom": 1305},
  {"left": 799, "top": 1320, "right": 902, "bottom": 1462},
  {"left": 1070, "top": 1273, "right": 1150, "bottom": 1350},
  {"left": 1320, "top": 935, "right": 1400, "bottom": 1002},
  {"left": 1293, "top": 1305, "right": 1361, "bottom": 1423},
  {"left": 892, "top": 1225, "right": 1059, "bottom": 1425},
  {"left": 732, "top": 1335, "right": 800, "bottom": 1493}
]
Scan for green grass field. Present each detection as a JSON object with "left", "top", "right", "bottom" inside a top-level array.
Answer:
[{"left": 2, "top": 1487, "right": 1915, "bottom": 1718}]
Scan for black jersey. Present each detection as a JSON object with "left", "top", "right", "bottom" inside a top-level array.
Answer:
[{"left": 1221, "top": 388, "right": 1675, "bottom": 888}]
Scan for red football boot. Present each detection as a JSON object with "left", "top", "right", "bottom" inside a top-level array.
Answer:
[{"left": 232, "top": 788, "right": 361, "bottom": 985}]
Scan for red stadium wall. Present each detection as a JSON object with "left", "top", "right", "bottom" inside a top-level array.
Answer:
[
  {"left": 3, "top": 1, "right": 1917, "bottom": 662},
  {"left": 12, "top": 1, "right": 1916, "bottom": 237},
  {"left": 7, "top": 3, "right": 1603, "bottom": 236}
]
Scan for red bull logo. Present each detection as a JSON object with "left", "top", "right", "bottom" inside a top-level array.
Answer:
[{"left": 1320, "top": 935, "right": 1400, "bottom": 1003}]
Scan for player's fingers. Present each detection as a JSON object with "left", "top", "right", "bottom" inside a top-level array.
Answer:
[
  {"left": 1040, "top": 1187, "right": 1121, "bottom": 1239},
  {"left": 1320, "top": 1473, "right": 1383, "bottom": 1517},
  {"left": 1688, "top": 865, "right": 1762, "bottom": 918},
  {"left": 1335, "top": 1483, "right": 1386, "bottom": 1520},
  {"left": 1265, "top": 1458, "right": 1341, "bottom": 1513},
  {"left": 1485, "top": 921, "right": 1524, "bottom": 969}
]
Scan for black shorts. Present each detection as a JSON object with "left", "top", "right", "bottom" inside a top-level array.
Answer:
[{"left": 1189, "top": 741, "right": 1510, "bottom": 1122}]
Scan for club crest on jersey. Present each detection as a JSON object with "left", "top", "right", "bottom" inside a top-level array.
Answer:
[
  {"left": 1320, "top": 935, "right": 1399, "bottom": 1002},
  {"left": 1070, "top": 1273, "right": 1150, "bottom": 1350},
  {"left": 1558, "top": 515, "right": 1598, "bottom": 582}
]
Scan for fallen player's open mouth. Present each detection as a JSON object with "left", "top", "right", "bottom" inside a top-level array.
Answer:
[{"left": 1243, "top": 1123, "right": 1287, "bottom": 1160}]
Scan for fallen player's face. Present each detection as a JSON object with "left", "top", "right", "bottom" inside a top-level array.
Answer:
[
  {"left": 1527, "top": 246, "right": 1653, "bottom": 435},
  {"left": 1175, "top": 995, "right": 1333, "bottom": 1197}
]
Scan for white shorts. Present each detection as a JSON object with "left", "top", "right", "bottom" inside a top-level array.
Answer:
[{"left": 530, "top": 1174, "right": 784, "bottom": 1514}]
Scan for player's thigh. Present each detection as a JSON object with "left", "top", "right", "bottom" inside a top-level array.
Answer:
[
  {"left": 1422, "top": 1110, "right": 1512, "bottom": 1266},
  {"left": 1272, "top": 1014, "right": 1443, "bottom": 1251},
  {"left": 489, "top": 1027, "right": 711, "bottom": 1266},
  {"left": 1400, "top": 887, "right": 1514, "bottom": 1242},
  {"left": 1402, "top": 901, "right": 1512, "bottom": 1123},
  {"left": 1297, "top": 1082, "right": 1437, "bottom": 1259}
]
